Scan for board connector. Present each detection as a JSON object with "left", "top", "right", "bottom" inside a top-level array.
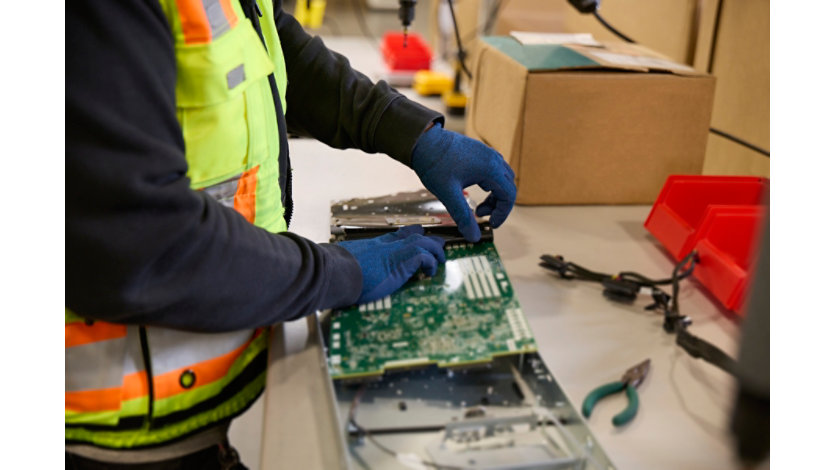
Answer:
[{"left": 332, "top": 222, "right": 493, "bottom": 243}]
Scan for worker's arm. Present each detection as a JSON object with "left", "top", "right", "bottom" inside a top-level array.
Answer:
[
  {"left": 274, "top": 3, "right": 443, "bottom": 165},
  {"left": 274, "top": 4, "right": 516, "bottom": 241},
  {"left": 66, "top": 0, "right": 362, "bottom": 332}
]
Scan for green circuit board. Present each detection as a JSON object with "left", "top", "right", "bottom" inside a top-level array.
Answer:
[{"left": 328, "top": 241, "right": 537, "bottom": 380}]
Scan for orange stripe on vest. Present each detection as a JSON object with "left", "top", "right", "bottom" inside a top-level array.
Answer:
[
  {"left": 175, "top": 0, "right": 212, "bottom": 44},
  {"left": 66, "top": 387, "right": 122, "bottom": 413},
  {"left": 152, "top": 330, "right": 260, "bottom": 400},
  {"left": 121, "top": 370, "right": 151, "bottom": 402},
  {"left": 219, "top": 0, "right": 239, "bottom": 29},
  {"left": 66, "top": 322, "right": 127, "bottom": 348},
  {"left": 233, "top": 165, "right": 259, "bottom": 224},
  {"left": 67, "top": 330, "right": 264, "bottom": 413}
]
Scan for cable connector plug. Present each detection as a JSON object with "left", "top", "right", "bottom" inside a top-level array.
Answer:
[
  {"left": 676, "top": 328, "right": 736, "bottom": 376},
  {"left": 644, "top": 288, "right": 671, "bottom": 312},
  {"left": 568, "top": 0, "right": 600, "bottom": 14},
  {"left": 539, "top": 255, "right": 575, "bottom": 279},
  {"left": 601, "top": 277, "right": 640, "bottom": 303},
  {"left": 663, "top": 313, "right": 692, "bottom": 334}
]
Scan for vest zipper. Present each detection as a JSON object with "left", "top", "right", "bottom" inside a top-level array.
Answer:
[
  {"left": 138, "top": 326, "right": 155, "bottom": 426},
  {"left": 240, "top": 0, "right": 294, "bottom": 227}
]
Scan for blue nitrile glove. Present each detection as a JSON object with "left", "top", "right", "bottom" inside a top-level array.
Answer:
[
  {"left": 411, "top": 123, "right": 517, "bottom": 242},
  {"left": 337, "top": 225, "right": 446, "bottom": 304}
]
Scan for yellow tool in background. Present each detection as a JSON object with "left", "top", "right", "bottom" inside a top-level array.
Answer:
[
  {"left": 413, "top": 70, "right": 454, "bottom": 97},
  {"left": 294, "top": 0, "right": 327, "bottom": 29},
  {"left": 413, "top": 69, "right": 467, "bottom": 116},
  {"left": 442, "top": 87, "right": 467, "bottom": 116},
  {"left": 443, "top": 57, "right": 468, "bottom": 116}
]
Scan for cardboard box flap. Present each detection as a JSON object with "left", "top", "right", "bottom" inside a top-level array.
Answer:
[
  {"left": 482, "top": 36, "right": 598, "bottom": 71},
  {"left": 569, "top": 44, "right": 703, "bottom": 76},
  {"left": 482, "top": 36, "right": 705, "bottom": 76}
]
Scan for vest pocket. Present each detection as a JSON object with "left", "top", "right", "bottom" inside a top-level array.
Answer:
[
  {"left": 175, "top": 23, "right": 275, "bottom": 188},
  {"left": 201, "top": 166, "right": 259, "bottom": 223}
]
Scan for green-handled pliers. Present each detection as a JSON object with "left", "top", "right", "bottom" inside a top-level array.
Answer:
[{"left": 582, "top": 359, "right": 651, "bottom": 427}]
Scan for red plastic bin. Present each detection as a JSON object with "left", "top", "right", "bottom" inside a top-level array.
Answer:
[
  {"left": 380, "top": 32, "right": 432, "bottom": 71},
  {"left": 644, "top": 175, "right": 769, "bottom": 314}
]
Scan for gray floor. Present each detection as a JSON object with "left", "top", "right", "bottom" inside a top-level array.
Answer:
[{"left": 228, "top": 2, "right": 435, "bottom": 469}]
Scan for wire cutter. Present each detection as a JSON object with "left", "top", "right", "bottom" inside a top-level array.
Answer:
[{"left": 582, "top": 359, "right": 651, "bottom": 427}]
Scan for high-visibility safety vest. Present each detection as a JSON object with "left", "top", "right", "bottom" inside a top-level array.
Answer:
[{"left": 66, "top": 0, "right": 288, "bottom": 448}]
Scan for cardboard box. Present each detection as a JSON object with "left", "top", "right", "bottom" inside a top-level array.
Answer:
[
  {"left": 465, "top": 36, "right": 716, "bottom": 205},
  {"left": 492, "top": 0, "right": 699, "bottom": 65}
]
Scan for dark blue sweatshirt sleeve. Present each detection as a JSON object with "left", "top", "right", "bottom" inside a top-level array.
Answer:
[
  {"left": 274, "top": 2, "right": 444, "bottom": 167},
  {"left": 66, "top": 0, "right": 362, "bottom": 332}
]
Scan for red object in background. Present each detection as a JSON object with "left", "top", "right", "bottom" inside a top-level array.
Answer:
[
  {"left": 380, "top": 32, "right": 432, "bottom": 71},
  {"left": 644, "top": 175, "right": 769, "bottom": 314}
]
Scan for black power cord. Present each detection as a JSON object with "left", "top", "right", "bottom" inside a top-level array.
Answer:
[
  {"left": 567, "top": 0, "right": 770, "bottom": 159},
  {"left": 446, "top": 0, "right": 472, "bottom": 80},
  {"left": 592, "top": 10, "right": 634, "bottom": 43},
  {"left": 664, "top": 252, "right": 737, "bottom": 376},
  {"left": 540, "top": 250, "right": 737, "bottom": 376},
  {"left": 707, "top": 0, "right": 724, "bottom": 74},
  {"left": 538, "top": 253, "right": 694, "bottom": 301},
  {"left": 707, "top": 127, "right": 770, "bottom": 158}
]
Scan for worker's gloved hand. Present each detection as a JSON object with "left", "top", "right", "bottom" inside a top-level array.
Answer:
[
  {"left": 337, "top": 225, "right": 446, "bottom": 304},
  {"left": 411, "top": 123, "right": 516, "bottom": 242}
]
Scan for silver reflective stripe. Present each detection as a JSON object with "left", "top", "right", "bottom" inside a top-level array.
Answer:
[
  {"left": 123, "top": 326, "right": 144, "bottom": 376},
  {"left": 203, "top": 0, "right": 230, "bottom": 39},
  {"left": 226, "top": 64, "right": 246, "bottom": 90},
  {"left": 145, "top": 328, "right": 254, "bottom": 375},
  {"left": 66, "top": 337, "right": 128, "bottom": 392},
  {"left": 202, "top": 175, "right": 240, "bottom": 208}
]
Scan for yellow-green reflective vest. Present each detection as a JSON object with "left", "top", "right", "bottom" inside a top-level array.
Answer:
[{"left": 66, "top": 0, "right": 287, "bottom": 448}]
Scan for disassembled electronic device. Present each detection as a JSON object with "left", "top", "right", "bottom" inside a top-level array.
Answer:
[
  {"left": 330, "top": 189, "right": 484, "bottom": 242},
  {"left": 333, "top": 352, "right": 616, "bottom": 469},
  {"left": 328, "top": 191, "right": 537, "bottom": 380},
  {"left": 321, "top": 191, "right": 616, "bottom": 468}
]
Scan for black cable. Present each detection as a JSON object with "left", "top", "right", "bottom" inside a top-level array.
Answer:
[
  {"left": 669, "top": 252, "right": 698, "bottom": 314},
  {"left": 663, "top": 251, "right": 698, "bottom": 332},
  {"left": 707, "top": 0, "right": 725, "bottom": 74},
  {"left": 709, "top": 128, "right": 770, "bottom": 158},
  {"left": 665, "top": 252, "right": 737, "bottom": 376},
  {"left": 539, "top": 254, "right": 693, "bottom": 287},
  {"left": 540, "top": 250, "right": 736, "bottom": 376},
  {"left": 446, "top": 0, "right": 473, "bottom": 80},
  {"left": 703, "top": 1, "right": 769, "bottom": 158},
  {"left": 676, "top": 328, "right": 736, "bottom": 375},
  {"left": 620, "top": 269, "right": 690, "bottom": 287},
  {"left": 592, "top": 10, "right": 635, "bottom": 43}
]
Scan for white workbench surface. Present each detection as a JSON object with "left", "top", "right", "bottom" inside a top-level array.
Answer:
[
  {"left": 251, "top": 36, "right": 755, "bottom": 470},
  {"left": 259, "top": 138, "right": 746, "bottom": 470}
]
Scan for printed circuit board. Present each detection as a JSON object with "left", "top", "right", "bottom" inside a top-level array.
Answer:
[{"left": 328, "top": 241, "right": 537, "bottom": 380}]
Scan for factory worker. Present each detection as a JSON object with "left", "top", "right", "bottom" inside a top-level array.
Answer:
[{"left": 66, "top": 1, "right": 515, "bottom": 467}]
